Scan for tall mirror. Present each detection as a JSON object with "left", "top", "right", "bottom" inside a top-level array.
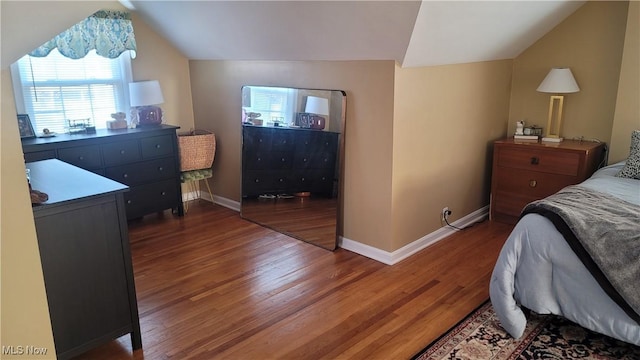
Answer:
[{"left": 240, "top": 86, "right": 346, "bottom": 250}]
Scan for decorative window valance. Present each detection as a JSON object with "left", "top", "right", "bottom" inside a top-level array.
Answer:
[{"left": 29, "top": 10, "right": 137, "bottom": 59}]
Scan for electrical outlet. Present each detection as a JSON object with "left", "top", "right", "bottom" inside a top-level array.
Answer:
[{"left": 441, "top": 207, "right": 451, "bottom": 221}]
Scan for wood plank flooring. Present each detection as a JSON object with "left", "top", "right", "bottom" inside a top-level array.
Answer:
[{"left": 76, "top": 201, "right": 513, "bottom": 360}]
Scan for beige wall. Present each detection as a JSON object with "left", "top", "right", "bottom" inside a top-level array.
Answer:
[
  {"left": 0, "top": 1, "right": 118, "bottom": 356},
  {"left": 508, "top": 1, "right": 629, "bottom": 144},
  {"left": 0, "top": 3, "right": 193, "bottom": 355},
  {"left": 392, "top": 60, "right": 512, "bottom": 249},
  {"left": 1, "top": 70, "right": 56, "bottom": 359},
  {"left": 188, "top": 60, "right": 396, "bottom": 250},
  {"left": 130, "top": 13, "right": 195, "bottom": 132},
  {"left": 609, "top": 0, "right": 640, "bottom": 163}
]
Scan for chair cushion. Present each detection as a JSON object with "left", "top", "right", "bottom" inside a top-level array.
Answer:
[{"left": 181, "top": 168, "right": 213, "bottom": 183}]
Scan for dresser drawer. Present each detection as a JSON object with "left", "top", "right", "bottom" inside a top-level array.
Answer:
[
  {"left": 102, "top": 140, "right": 141, "bottom": 166},
  {"left": 105, "top": 157, "right": 176, "bottom": 186},
  {"left": 493, "top": 168, "right": 576, "bottom": 200},
  {"left": 140, "top": 135, "right": 174, "bottom": 159},
  {"left": 58, "top": 145, "right": 102, "bottom": 170},
  {"left": 124, "top": 179, "right": 178, "bottom": 219},
  {"left": 496, "top": 147, "right": 580, "bottom": 176},
  {"left": 24, "top": 150, "right": 56, "bottom": 163}
]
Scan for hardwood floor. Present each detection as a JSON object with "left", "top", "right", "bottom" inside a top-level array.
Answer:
[{"left": 75, "top": 201, "right": 513, "bottom": 360}]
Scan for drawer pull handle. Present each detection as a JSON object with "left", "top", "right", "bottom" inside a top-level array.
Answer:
[
  {"left": 529, "top": 180, "right": 537, "bottom": 188},
  {"left": 155, "top": 144, "right": 161, "bottom": 149},
  {"left": 530, "top": 157, "right": 539, "bottom": 165},
  {"left": 255, "top": 179, "right": 260, "bottom": 183},
  {"left": 120, "top": 150, "right": 125, "bottom": 155},
  {"left": 127, "top": 200, "right": 132, "bottom": 204},
  {"left": 161, "top": 191, "right": 166, "bottom": 196},
  {"left": 123, "top": 173, "right": 128, "bottom": 178},
  {"left": 158, "top": 167, "right": 164, "bottom": 171},
  {"left": 78, "top": 156, "right": 84, "bottom": 161}
]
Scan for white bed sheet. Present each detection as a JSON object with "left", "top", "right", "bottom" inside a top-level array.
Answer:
[{"left": 489, "top": 161, "right": 640, "bottom": 346}]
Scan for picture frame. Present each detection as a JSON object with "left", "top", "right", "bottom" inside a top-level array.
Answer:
[{"left": 17, "top": 114, "right": 35, "bottom": 139}]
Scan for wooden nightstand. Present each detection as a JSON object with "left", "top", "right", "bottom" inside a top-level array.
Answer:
[{"left": 490, "top": 138, "right": 606, "bottom": 224}]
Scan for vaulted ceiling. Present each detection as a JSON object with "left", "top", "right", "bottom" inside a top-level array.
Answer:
[
  {"left": 0, "top": 1, "right": 586, "bottom": 69},
  {"left": 126, "top": 0, "right": 586, "bottom": 67}
]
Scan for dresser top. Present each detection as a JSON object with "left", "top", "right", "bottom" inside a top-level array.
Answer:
[
  {"left": 22, "top": 124, "right": 180, "bottom": 151},
  {"left": 496, "top": 138, "right": 605, "bottom": 151},
  {"left": 27, "top": 159, "right": 128, "bottom": 212}
]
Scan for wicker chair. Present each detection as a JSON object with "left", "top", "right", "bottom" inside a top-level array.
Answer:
[{"left": 177, "top": 130, "right": 216, "bottom": 213}]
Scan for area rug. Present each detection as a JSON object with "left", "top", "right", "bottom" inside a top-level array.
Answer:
[{"left": 411, "top": 301, "right": 640, "bottom": 360}]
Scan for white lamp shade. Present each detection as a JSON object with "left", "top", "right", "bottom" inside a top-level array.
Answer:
[
  {"left": 305, "top": 96, "right": 329, "bottom": 115},
  {"left": 129, "top": 80, "right": 164, "bottom": 106},
  {"left": 536, "top": 68, "right": 580, "bottom": 94}
]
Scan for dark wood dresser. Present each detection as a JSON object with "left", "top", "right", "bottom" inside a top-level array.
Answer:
[
  {"left": 28, "top": 159, "right": 141, "bottom": 359},
  {"left": 242, "top": 125, "right": 339, "bottom": 198},
  {"left": 22, "top": 125, "right": 183, "bottom": 219},
  {"left": 490, "top": 138, "right": 606, "bottom": 224}
]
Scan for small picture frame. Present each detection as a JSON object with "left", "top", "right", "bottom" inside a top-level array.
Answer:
[{"left": 17, "top": 114, "right": 36, "bottom": 139}]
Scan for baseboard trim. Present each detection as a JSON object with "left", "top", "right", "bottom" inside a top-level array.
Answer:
[
  {"left": 338, "top": 206, "right": 489, "bottom": 265},
  {"left": 198, "top": 192, "right": 241, "bottom": 212},
  {"left": 188, "top": 190, "right": 487, "bottom": 265}
]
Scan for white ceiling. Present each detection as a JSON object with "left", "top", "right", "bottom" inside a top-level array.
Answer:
[{"left": 127, "top": 0, "right": 586, "bottom": 68}]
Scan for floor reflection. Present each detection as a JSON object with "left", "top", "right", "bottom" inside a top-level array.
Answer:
[{"left": 241, "top": 196, "right": 337, "bottom": 250}]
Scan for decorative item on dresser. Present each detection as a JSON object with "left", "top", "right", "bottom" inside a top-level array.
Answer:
[
  {"left": 490, "top": 138, "right": 606, "bottom": 224},
  {"left": 21, "top": 125, "right": 184, "bottom": 220}
]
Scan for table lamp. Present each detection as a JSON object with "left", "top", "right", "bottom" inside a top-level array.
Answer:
[
  {"left": 305, "top": 96, "right": 329, "bottom": 130},
  {"left": 129, "top": 80, "right": 164, "bottom": 127},
  {"left": 536, "top": 68, "right": 580, "bottom": 142}
]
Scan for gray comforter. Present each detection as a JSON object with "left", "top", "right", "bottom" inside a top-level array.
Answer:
[
  {"left": 522, "top": 185, "right": 640, "bottom": 324},
  {"left": 490, "top": 162, "right": 640, "bottom": 345}
]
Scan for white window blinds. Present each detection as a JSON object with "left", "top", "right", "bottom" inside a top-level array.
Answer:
[
  {"left": 249, "top": 87, "right": 296, "bottom": 125},
  {"left": 11, "top": 49, "right": 132, "bottom": 134}
]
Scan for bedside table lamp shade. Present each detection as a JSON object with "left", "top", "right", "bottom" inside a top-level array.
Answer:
[
  {"left": 130, "top": 80, "right": 164, "bottom": 126},
  {"left": 536, "top": 68, "right": 580, "bottom": 142}
]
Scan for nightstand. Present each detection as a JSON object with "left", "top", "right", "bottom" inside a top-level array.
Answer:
[{"left": 490, "top": 138, "right": 606, "bottom": 224}]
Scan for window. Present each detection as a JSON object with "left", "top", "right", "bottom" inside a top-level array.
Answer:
[
  {"left": 11, "top": 49, "right": 133, "bottom": 134},
  {"left": 247, "top": 87, "right": 296, "bottom": 125}
]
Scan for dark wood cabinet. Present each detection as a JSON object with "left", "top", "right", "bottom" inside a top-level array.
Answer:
[
  {"left": 28, "top": 160, "right": 141, "bottom": 359},
  {"left": 242, "top": 125, "right": 339, "bottom": 198},
  {"left": 490, "top": 138, "right": 606, "bottom": 224},
  {"left": 22, "top": 125, "right": 183, "bottom": 219}
]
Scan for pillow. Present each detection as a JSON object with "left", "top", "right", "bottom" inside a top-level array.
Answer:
[{"left": 616, "top": 129, "right": 640, "bottom": 179}]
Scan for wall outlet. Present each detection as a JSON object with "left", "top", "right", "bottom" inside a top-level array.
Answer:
[{"left": 442, "top": 207, "right": 452, "bottom": 221}]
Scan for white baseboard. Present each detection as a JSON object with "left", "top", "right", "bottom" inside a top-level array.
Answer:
[
  {"left": 187, "top": 189, "right": 487, "bottom": 265},
  {"left": 198, "top": 191, "right": 241, "bottom": 212},
  {"left": 338, "top": 206, "right": 489, "bottom": 265}
]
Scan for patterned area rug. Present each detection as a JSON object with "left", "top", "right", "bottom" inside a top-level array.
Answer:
[{"left": 412, "top": 301, "right": 640, "bottom": 360}]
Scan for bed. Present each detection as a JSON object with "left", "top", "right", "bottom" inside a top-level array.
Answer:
[{"left": 489, "top": 160, "right": 640, "bottom": 346}]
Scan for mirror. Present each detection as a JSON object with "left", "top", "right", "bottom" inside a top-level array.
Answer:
[{"left": 240, "top": 86, "right": 346, "bottom": 250}]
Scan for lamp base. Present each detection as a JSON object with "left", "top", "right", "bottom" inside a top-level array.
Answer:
[
  {"left": 542, "top": 137, "right": 563, "bottom": 143},
  {"left": 137, "top": 106, "right": 163, "bottom": 126}
]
